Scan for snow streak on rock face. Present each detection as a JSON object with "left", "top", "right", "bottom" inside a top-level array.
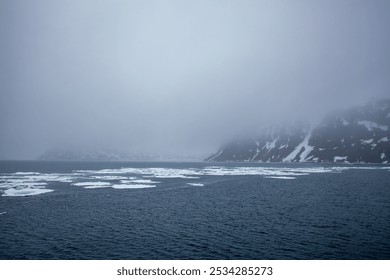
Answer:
[
  {"left": 1, "top": 165, "right": 390, "bottom": 197},
  {"left": 207, "top": 99, "right": 390, "bottom": 163}
]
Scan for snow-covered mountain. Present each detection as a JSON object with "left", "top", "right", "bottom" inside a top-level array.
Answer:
[{"left": 206, "top": 99, "right": 390, "bottom": 163}]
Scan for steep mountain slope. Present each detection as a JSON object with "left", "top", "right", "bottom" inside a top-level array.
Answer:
[{"left": 206, "top": 99, "right": 390, "bottom": 163}]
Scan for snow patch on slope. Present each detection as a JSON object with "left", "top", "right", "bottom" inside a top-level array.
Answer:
[
  {"left": 334, "top": 156, "right": 348, "bottom": 162},
  {"left": 357, "top": 121, "right": 388, "bottom": 131},
  {"left": 361, "top": 139, "right": 374, "bottom": 144},
  {"left": 283, "top": 132, "right": 313, "bottom": 162},
  {"left": 251, "top": 148, "right": 260, "bottom": 161},
  {"left": 207, "top": 150, "right": 223, "bottom": 161},
  {"left": 264, "top": 138, "right": 278, "bottom": 151}
]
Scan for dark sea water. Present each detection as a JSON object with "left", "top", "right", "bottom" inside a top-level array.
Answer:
[{"left": 0, "top": 161, "right": 389, "bottom": 260}]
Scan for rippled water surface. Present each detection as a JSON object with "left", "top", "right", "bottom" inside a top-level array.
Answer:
[{"left": 0, "top": 161, "right": 389, "bottom": 259}]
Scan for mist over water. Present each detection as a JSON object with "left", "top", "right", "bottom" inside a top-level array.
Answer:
[{"left": 1, "top": 0, "right": 389, "bottom": 159}]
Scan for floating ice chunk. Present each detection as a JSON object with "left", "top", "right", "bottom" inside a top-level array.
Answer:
[
  {"left": 120, "top": 179, "right": 160, "bottom": 184},
  {"left": 13, "top": 172, "right": 41, "bottom": 175},
  {"left": 83, "top": 185, "right": 111, "bottom": 189},
  {"left": 2, "top": 164, "right": 388, "bottom": 197},
  {"left": 266, "top": 176, "right": 296, "bottom": 179},
  {"left": 72, "top": 182, "right": 111, "bottom": 187},
  {"left": 0, "top": 181, "right": 47, "bottom": 189},
  {"left": 90, "top": 176, "right": 130, "bottom": 180},
  {"left": 54, "top": 177, "right": 74, "bottom": 183},
  {"left": 342, "top": 119, "right": 350, "bottom": 126},
  {"left": 131, "top": 179, "right": 160, "bottom": 184},
  {"left": 378, "top": 137, "right": 389, "bottom": 143},
  {"left": 186, "top": 183, "right": 204, "bottom": 186},
  {"left": 2, "top": 188, "right": 53, "bottom": 197},
  {"left": 202, "top": 166, "right": 312, "bottom": 176},
  {"left": 381, "top": 153, "right": 386, "bottom": 159},
  {"left": 0, "top": 212, "right": 6, "bottom": 215},
  {"left": 111, "top": 184, "right": 155, "bottom": 189}
]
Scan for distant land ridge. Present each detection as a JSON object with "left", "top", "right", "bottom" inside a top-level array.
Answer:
[
  {"left": 206, "top": 99, "right": 390, "bottom": 163},
  {"left": 38, "top": 149, "right": 199, "bottom": 162}
]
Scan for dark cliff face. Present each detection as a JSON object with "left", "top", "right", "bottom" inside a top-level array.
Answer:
[{"left": 206, "top": 99, "right": 390, "bottom": 163}]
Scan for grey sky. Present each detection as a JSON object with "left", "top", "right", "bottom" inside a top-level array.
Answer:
[{"left": 1, "top": 0, "right": 389, "bottom": 159}]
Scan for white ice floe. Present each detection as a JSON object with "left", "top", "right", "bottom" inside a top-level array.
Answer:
[
  {"left": 201, "top": 166, "right": 334, "bottom": 177},
  {"left": 90, "top": 175, "right": 130, "bottom": 180},
  {"left": 78, "top": 167, "right": 200, "bottom": 179},
  {"left": 266, "top": 176, "right": 296, "bottom": 180},
  {"left": 130, "top": 179, "right": 160, "bottom": 184},
  {"left": 111, "top": 184, "right": 156, "bottom": 189},
  {"left": 142, "top": 168, "right": 200, "bottom": 179},
  {"left": 2, "top": 187, "right": 54, "bottom": 197},
  {"left": 119, "top": 179, "right": 160, "bottom": 184},
  {"left": 76, "top": 166, "right": 325, "bottom": 179},
  {"left": 2, "top": 164, "right": 390, "bottom": 197},
  {"left": 14, "top": 172, "right": 41, "bottom": 175},
  {"left": 83, "top": 185, "right": 111, "bottom": 189},
  {"left": 186, "top": 183, "right": 204, "bottom": 186},
  {"left": 0, "top": 181, "right": 47, "bottom": 189},
  {"left": 72, "top": 182, "right": 111, "bottom": 187},
  {"left": 5, "top": 173, "right": 75, "bottom": 183},
  {"left": 342, "top": 119, "right": 350, "bottom": 126},
  {"left": 378, "top": 137, "right": 389, "bottom": 143},
  {"left": 0, "top": 212, "right": 6, "bottom": 215}
]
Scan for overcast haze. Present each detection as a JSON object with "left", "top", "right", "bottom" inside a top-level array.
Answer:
[{"left": 1, "top": 0, "right": 389, "bottom": 159}]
